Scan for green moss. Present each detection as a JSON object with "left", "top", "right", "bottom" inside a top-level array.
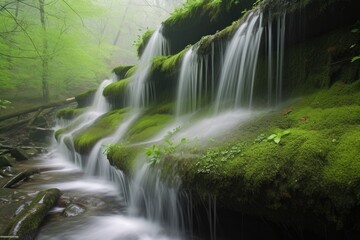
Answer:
[
  {"left": 166, "top": 80, "right": 360, "bottom": 228},
  {"left": 112, "top": 65, "right": 133, "bottom": 80},
  {"left": 324, "top": 126, "right": 360, "bottom": 184},
  {"left": 125, "top": 114, "right": 173, "bottom": 143},
  {"left": 152, "top": 47, "right": 188, "bottom": 73},
  {"left": 135, "top": 29, "right": 154, "bottom": 57},
  {"left": 103, "top": 78, "right": 130, "bottom": 98},
  {"left": 5, "top": 188, "right": 61, "bottom": 239},
  {"left": 103, "top": 78, "right": 130, "bottom": 108},
  {"left": 56, "top": 107, "right": 87, "bottom": 120},
  {"left": 73, "top": 109, "right": 128, "bottom": 154},
  {"left": 125, "top": 66, "right": 137, "bottom": 78},
  {"left": 106, "top": 143, "right": 140, "bottom": 175}
]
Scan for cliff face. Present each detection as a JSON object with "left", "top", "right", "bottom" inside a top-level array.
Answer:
[{"left": 57, "top": 0, "right": 360, "bottom": 237}]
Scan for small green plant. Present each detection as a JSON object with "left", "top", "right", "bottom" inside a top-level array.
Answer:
[
  {"left": 196, "top": 143, "right": 244, "bottom": 174},
  {"left": 144, "top": 127, "right": 188, "bottom": 166},
  {"left": 267, "top": 129, "right": 291, "bottom": 144},
  {"left": 254, "top": 133, "right": 267, "bottom": 143}
]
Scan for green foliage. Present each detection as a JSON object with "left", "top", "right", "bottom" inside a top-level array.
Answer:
[
  {"left": 134, "top": 29, "right": 154, "bottom": 57},
  {"left": 267, "top": 129, "right": 291, "bottom": 144},
  {"left": 196, "top": 143, "right": 244, "bottom": 174},
  {"left": 145, "top": 127, "right": 187, "bottom": 166},
  {"left": 0, "top": 1, "right": 112, "bottom": 101}
]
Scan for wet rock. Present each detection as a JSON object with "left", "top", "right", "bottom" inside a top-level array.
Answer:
[
  {"left": 25, "top": 148, "right": 39, "bottom": 157},
  {"left": 0, "top": 166, "right": 14, "bottom": 177},
  {"left": 10, "top": 148, "right": 30, "bottom": 161},
  {"left": 76, "top": 196, "right": 105, "bottom": 208},
  {"left": 57, "top": 196, "right": 72, "bottom": 207},
  {"left": 63, "top": 203, "right": 86, "bottom": 217},
  {"left": 4, "top": 188, "right": 61, "bottom": 240}
]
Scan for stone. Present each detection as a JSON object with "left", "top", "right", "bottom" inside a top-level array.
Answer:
[{"left": 63, "top": 203, "right": 86, "bottom": 217}]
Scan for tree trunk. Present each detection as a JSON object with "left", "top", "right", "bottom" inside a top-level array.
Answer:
[{"left": 39, "top": 0, "right": 49, "bottom": 102}]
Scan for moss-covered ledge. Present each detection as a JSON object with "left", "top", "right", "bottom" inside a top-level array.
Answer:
[
  {"left": 162, "top": 0, "right": 257, "bottom": 54},
  {"left": 73, "top": 108, "right": 128, "bottom": 154},
  {"left": 161, "top": 81, "right": 360, "bottom": 233},
  {"left": 56, "top": 107, "right": 87, "bottom": 120},
  {"left": 112, "top": 65, "right": 134, "bottom": 80},
  {"left": 103, "top": 78, "right": 130, "bottom": 109}
]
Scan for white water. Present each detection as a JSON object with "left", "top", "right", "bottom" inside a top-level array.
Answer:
[
  {"left": 129, "top": 26, "right": 170, "bottom": 109},
  {"left": 175, "top": 46, "right": 216, "bottom": 116},
  {"left": 214, "top": 12, "right": 263, "bottom": 112}
]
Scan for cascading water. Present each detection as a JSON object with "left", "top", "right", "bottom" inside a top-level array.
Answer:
[
  {"left": 129, "top": 26, "right": 170, "bottom": 109},
  {"left": 175, "top": 45, "right": 217, "bottom": 116},
  {"left": 52, "top": 7, "right": 289, "bottom": 240},
  {"left": 57, "top": 77, "right": 115, "bottom": 168},
  {"left": 214, "top": 11, "right": 264, "bottom": 112}
]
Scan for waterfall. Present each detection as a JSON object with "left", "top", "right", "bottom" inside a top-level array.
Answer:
[
  {"left": 57, "top": 77, "right": 115, "bottom": 167},
  {"left": 214, "top": 12, "right": 264, "bottom": 112},
  {"left": 275, "top": 13, "right": 286, "bottom": 105},
  {"left": 129, "top": 26, "right": 170, "bottom": 109},
  {"left": 175, "top": 47, "right": 216, "bottom": 116},
  {"left": 68, "top": 26, "right": 170, "bottom": 200},
  {"left": 54, "top": 8, "right": 289, "bottom": 239}
]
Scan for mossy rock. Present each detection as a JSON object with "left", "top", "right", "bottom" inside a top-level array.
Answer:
[
  {"left": 112, "top": 65, "right": 134, "bottom": 80},
  {"left": 75, "top": 89, "right": 97, "bottom": 108},
  {"left": 73, "top": 109, "right": 128, "bottom": 154},
  {"left": 135, "top": 29, "right": 155, "bottom": 57},
  {"left": 106, "top": 104, "right": 174, "bottom": 174},
  {"left": 4, "top": 188, "right": 61, "bottom": 239},
  {"left": 56, "top": 107, "right": 87, "bottom": 120},
  {"left": 162, "top": 80, "right": 360, "bottom": 230},
  {"left": 162, "top": 0, "right": 257, "bottom": 54},
  {"left": 103, "top": 78, "right": 130, "bottom": 109}
]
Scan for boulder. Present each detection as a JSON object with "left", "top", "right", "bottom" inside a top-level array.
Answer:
[{"left": 63, "top": 203, "right": 86, "bottom": 217}]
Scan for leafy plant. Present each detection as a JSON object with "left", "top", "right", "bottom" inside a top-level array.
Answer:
[
  {"left": 144, "top": 127, "right": 187, "bottom": 166},
  {"left": 267, "top": 129, "right": 291, "bottom": 144},
  {"left": 196, "top": 143, "right": 244, "bottom": 174}
]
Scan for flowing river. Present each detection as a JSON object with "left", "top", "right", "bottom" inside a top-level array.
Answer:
[{"left": 18, "top": 146, "right": 182, "bottom": 240}]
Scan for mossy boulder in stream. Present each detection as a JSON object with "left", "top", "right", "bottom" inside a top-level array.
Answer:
[{"left": 4, "top": 188, "right": 61, "bottom": 240}]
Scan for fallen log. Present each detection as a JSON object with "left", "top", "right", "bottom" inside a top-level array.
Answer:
[
  {"left": 4, "top": 188, "right": 61, "bottom": 240},
  {"left": 0, "top": 97, "right": 76, "bottom": 122},
  {"left": 2, "top": 168, "right": 40, "bottom": 188}
]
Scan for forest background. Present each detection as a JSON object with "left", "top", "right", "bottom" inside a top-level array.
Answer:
[{"left": 0, "top": 0, "right": 181, "bottom": 111}]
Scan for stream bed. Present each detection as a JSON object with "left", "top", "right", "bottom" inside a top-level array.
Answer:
[{"left": 19, "top": 148, "right": 182, "bottom": 240}]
